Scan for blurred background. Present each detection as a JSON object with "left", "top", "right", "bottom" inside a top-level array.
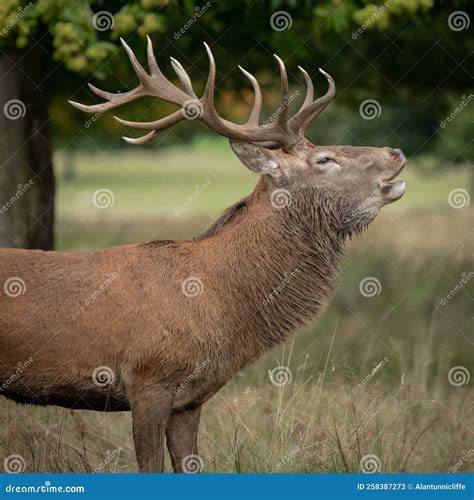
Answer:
[{"left": 0, "top": 0, "right": 472, "bottom": 473}]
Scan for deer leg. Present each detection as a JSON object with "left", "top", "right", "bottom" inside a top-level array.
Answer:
[
  {"left": 166, "top": 406, "right": 202, "bottom": 473},
  {"left": 130, "top": 387, "right": 173, "bottom": 473}
]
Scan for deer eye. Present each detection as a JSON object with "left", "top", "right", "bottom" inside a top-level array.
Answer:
[{"left": 317, "top": 157, "right": 332, "bottom": 165}]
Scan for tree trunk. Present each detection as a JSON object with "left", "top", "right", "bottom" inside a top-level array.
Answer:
[{"left": 0, "top": 46, "right": 55, "bottom": 250}]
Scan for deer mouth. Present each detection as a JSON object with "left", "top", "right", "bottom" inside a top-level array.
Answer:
[{"left": 378, "top": 162, "right": 406, "bottom": 200}]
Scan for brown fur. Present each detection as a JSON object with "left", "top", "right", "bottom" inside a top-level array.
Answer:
[{"left": 0, "top": 139, "right": 406, "bottom": 472}]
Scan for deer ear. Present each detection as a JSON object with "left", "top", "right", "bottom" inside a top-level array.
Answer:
[{"left": 230, "top": 140, "right": 284, "bottom": 178}]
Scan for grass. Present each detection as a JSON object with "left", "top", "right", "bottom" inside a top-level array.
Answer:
[{"left": 1, "top": 138, "right": 472, "bottom": 473}]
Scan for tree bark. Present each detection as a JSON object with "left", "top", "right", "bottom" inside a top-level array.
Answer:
[{"left": 0, "top": 46, "right": 55, "bottom": 250}]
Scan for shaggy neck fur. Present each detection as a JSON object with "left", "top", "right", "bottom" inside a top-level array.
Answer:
[{"left": 195, "top": 179, "right": 353, "bottom": 368}]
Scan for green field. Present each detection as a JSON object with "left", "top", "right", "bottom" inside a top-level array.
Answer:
[
  {"left": 54, "top": 137, "right": 470, "bottom": 248},
  {"left": 1, "top": 139, "right": 472, "bottom": 473}
]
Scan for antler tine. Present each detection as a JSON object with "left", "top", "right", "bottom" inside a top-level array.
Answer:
[
  {"left": 69, "top": 86, "right": 145, "bottom": 114},
  {"left": 114, "top": 109, "right": 184, "bottom": 131},
  {"left": 120, "top": 38, "right": 150, "bottom": 86},
  {"left": 289, "top": 68, "right": 335, "bottom": 135},
  {"left": 201, "top": 42, "right": 217, "bottom": 106},
  {"left": 200, "top": 42, "right": 237, "bottom": 135},
  {"left": 88, "top": 83, "right": 119, "bottom": 101},
  {"left": 273, "top": 54, "right": 289, "bottom": 127},
  {"left": 146, "top": 35, "right": 160, "bottom": 75},
  {"left": 297, "top": 66, "right": 314, "bottom": 109},
  {"left": 122, "top": 130, "right": 160, "bottom": 145},
  {"left": 238, "top": 66, "right": 262, "bottom": 127},
  {"left": 170, "top": 57, "right": 197, "bottom": 98}
]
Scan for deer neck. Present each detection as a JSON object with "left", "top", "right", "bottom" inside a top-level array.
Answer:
[{"left": 204, "top": 178, "right": 345, "bottom": 356}]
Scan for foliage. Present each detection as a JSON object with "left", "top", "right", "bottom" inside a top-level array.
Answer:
[{"left": 0, "top": 0, "right": 472, "bottom": 160}]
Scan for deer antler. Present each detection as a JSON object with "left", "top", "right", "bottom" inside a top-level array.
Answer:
[{"left": 69, "top": 37, "right": 335, "bottom": 149}]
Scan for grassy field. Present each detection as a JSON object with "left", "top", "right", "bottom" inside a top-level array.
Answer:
[{"left": 1, "top": 138, "right": 472, "bottom": 473}]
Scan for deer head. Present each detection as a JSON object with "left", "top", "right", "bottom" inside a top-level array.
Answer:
[{"left": 70, "top": 38, "right": 406, "bottom": 236}]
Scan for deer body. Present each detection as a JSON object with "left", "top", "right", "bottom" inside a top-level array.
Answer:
[
  {"left": 0, "top": 180, "right": 342, "bottom": 410},
  {"left": 0, "top": 39, "right": 407, "bottom": 472}
]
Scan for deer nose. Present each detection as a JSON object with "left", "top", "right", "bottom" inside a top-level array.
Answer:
[{"left": 391, "top": 149, "right": 405, "bottom": 162}]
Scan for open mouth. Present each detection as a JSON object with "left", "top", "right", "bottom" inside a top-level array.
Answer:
[{"left": 378, "top": 162, "right": 406, "bottom": 199}]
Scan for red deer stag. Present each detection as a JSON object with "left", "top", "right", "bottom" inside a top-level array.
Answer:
[{"left": 0, "top": 38, "right": 406, "bottom": 473}]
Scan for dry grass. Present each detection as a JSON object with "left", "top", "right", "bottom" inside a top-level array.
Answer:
[{"left": 1, "top": 365, "right": 472, "bottom": 473}]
